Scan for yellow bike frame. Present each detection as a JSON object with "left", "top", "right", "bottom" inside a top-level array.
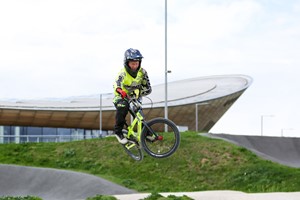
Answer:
[{"left": 127, "top": 111, "right": 143, "bottom": 142}]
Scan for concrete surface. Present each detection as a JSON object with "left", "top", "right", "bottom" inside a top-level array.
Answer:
[
  {"left": 205, "top": 133, "right": 300, "bottom": 168},
  {"left": 114, "top": 191, "right": 300, "bottom": 200},
  {"left": 0, "top": 164, "right": 135, "bottom": 200}
]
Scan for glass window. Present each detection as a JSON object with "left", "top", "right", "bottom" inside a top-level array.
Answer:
[
  {"left": 27, "top": 127, "right": 42, "bottom": 142},
  {"left": 0, "top": 125, "right": 102, "bottom": 143},
  {"left": 19, "top": 127, "right": 28, "bottom": 143},
  {"left": 3, "top": 126, "right": 12, "bottom": 143},
  {"left": 85, "top": 130, "right": 92, "bottom": 139},
  {"left": 92, "top": 130, "right": 100, "bottom": 138},
  {"left": 57, "top": 128, "right": 71, "bottom": 142},
  {"left": 43, "top": 127, "right": 57, "bottom": 142},
  {"left": 70, "top": 129, "right": 84, "bottom": 141}
]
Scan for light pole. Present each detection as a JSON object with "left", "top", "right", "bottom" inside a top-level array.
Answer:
[
  {"left": 260, "top": 115, "right": 274, "bottom": 136},
  {"left": 164, "top": 0, "right": 168, "bottom": 121},
  {"left": 195, "top": 102, "right": 210, "bottom": 132},
  {"left": 100, "top": 93, "right": 112, "bottom": 137},
  {"left": 281, "top": 128, "right": 293, "bottom": 137},
  {"left": 164, "top": 0, "right": 172, "bottom": 132}
]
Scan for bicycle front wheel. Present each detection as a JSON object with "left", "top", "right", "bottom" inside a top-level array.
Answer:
[
  {"left": 141, "top": 118, "right": 180, "bottom": 158},
  {"left": 122, "top": 130, "right": 143, "bottom": 161},
  {"left": 122, "top": 140, "right": 143, "bottom": 161}
]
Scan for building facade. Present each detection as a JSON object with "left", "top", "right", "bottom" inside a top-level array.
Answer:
[{"left": 0, "top": 75, "right": 252, "bottom": 144}]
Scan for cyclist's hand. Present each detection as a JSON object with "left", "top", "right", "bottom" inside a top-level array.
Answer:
[{"left": 116, "top": 88, "right": 127, "bottom": 99}]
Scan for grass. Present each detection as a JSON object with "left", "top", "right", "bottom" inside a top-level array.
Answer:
[{"left": 1, "top": 132, "right": 300, "bottom": 193}]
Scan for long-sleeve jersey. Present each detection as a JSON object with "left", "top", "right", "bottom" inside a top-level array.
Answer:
[{"left": 113, "top": 67, "right": 152, "bottom": 98}]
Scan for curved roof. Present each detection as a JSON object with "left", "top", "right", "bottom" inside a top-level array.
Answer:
[{"left": 0, "top": 74, "right": 252, "bottom": 131}]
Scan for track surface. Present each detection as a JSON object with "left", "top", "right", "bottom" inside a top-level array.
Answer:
[
  {"left": 0, "top": 164, "right": 135, "bottom": 200},
  {"left": 1, "top": 134, "right": 300, "bottom": 199},
  {"left": 205, "top": 133, "right": 300, "bottom": 167}
]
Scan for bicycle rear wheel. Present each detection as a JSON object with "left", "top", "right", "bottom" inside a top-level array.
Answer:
[{"left": 141, "top": 118, "right": 180, "bottom": 158}]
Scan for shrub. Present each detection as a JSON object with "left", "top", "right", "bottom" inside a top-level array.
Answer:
[{"left": 86, "top": 195, "right": 117, "bottom": 200}]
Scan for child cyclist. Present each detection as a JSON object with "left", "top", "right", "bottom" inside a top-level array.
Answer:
[{"left": 113, "top": 48, "right": 152, "bottom": 144}]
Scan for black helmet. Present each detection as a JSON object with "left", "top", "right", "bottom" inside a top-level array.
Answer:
[
  {"left": 124, "top": 48, "right": 143, "bottom": 64},
  {"left": 124, "top": 48, "right": 143, "bottom": 78}
]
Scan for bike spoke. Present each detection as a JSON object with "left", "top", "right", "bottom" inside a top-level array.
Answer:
[{"left": 141, "top": 118, "right": 180, "bottom": 158}]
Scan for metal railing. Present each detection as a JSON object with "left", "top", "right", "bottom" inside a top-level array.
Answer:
[{"left": 0, "top": 134, "right": 101, "bottom": 144}]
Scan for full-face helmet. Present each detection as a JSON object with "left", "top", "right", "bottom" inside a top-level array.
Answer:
[
  {"left": 123, "top": 48, "right": 143, "bottom": 77},
  {"left": 124, "top": 48, "right": 143, "bottom": 64}
]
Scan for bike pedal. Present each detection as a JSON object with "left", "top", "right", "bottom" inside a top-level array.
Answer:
[{"left": 146, "top": 135, "right": 156, "bottom": 142}]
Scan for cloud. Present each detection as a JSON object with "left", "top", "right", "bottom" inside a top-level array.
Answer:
[
  {"left": 0, "top": 0, "right": 167, "bottom": 98},
  {"left": 0, "top": 0, "right": 299, "bottom": 136}
]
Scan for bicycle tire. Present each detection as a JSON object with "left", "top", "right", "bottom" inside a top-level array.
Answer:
[
  {"left": 141, "top": 117, "right": 180, "bottom": 158},
  {"left": 122, "top": 130, "right": 143, "bottom": 161},
  {"left": 122, "top": 141, "right": 143, "bottom": 161}
]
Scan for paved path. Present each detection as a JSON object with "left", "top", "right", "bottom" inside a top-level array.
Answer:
[
  {"left": 205, "top": 133, "right": 300, "bottom": 167},
  {"left": 0, "top": 164, "right": 135, "bottom": 200},
  {"left": 115, "top": 191, "right": 300, "bottom": 200}
]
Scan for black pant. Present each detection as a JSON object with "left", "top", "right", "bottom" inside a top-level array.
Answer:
[{"left": 113, "top": 98, "right": 129, "bottom": 134}]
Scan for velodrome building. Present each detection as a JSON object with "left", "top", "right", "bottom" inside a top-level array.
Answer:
[{"left": 0, "top": 75, "right": 252, "bottom": 143}]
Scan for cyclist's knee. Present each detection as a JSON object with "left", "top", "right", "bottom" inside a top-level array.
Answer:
[
  {"left": 114, "top": 99, "right": 129, "bottom": 109},
  {"left": 115, "top": 100, "right": 128, "bottom": 118}
]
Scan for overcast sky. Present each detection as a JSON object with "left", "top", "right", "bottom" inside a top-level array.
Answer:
[{"left": 0, "top": 0, "right": 299, "bottom": 137}]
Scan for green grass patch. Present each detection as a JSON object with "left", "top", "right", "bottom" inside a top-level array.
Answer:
[
  {"left": 1, "top": 132, "right": 300, "bottom": 193},
  {"left": 143, "top": 193, "right": 194, "bottom": 200},
  {"left": 86, "top": 195, "right": 118, "bottom": 200}
]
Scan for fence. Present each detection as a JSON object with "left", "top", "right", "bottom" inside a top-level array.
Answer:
[{"left": 0, "top": 134, "right": 102, "bottom": 144}]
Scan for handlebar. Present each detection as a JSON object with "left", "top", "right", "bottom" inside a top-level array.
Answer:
[
  {"left": 126, "top": 94, "right": 142, "bottom": 114},
  {"left": 127, "top": 96, "right": 141, "bottom": 108}
]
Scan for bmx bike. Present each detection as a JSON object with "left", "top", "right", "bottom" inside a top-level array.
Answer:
[{"left": 120, "top": 94, "right": 180, "bottom": 161}]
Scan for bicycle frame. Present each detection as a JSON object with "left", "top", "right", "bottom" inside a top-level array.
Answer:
[
  {"left": 127, "top": 110, "right": 144, "bottom": 142},
  {"left": 121, "top": 95, "right": 180, "bottom": 160},
  {"left": 125, "top": 97, "right": 157, "bottom": 146}
]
